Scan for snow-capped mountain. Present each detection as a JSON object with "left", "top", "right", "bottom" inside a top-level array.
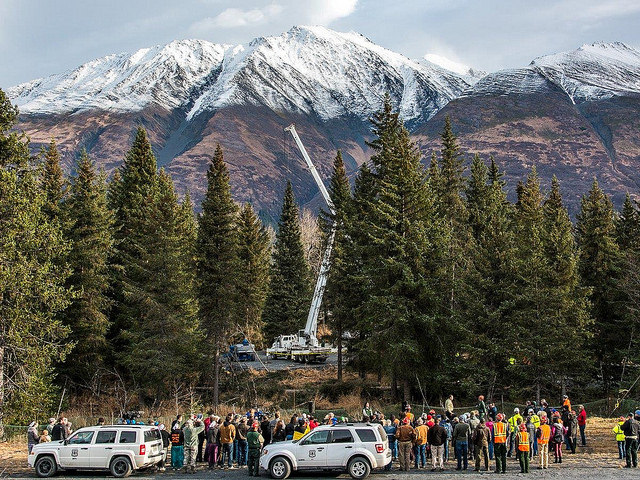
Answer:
[
  {"left": 9, "top": 40, "right": 231, "bottom": 115},
  {"left": 8, "top": 26, "right": 475, "bottom": 124},
  {"left": 6, "top": 31, "right": 640, "bottom": 218},
  {"left": 531, "top": 41, "right": 640, "bottom": 104},
  {"left": 459, "top": 41, "right": 640, "bottom": 102}
]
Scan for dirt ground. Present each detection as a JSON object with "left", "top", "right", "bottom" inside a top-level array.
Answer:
[{"left": 2, "top": 417, "right": 636, "bottom": 479}]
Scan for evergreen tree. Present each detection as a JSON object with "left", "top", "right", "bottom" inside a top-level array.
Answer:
[
  {"left": 109, "top": 127, "right": 160, "bottom": 348},
  {"left": 541, "top": 177, "right": 592, "bottom": 396},
  {"left": 63, "top": 150, "right": 114, "bottom": 385},
  {"left": 464, "top": 155, "right": 515, "bottom": 397},
  {"left": 355, "top": 96, "right": 445, "bottom": 398},
  {"left": 41, "top": 138, "right": 66, "bottom": 222},
  {"left": 617, "top": 193, "right": 640, "bottom": 251},
  {"left": 321, "top": 151, "right": 352, "bottom": 380},
  {"left": 120, "top": 170, "right": 199, "bottom": 396},
  {"left": 576, "top": 179, "right": 625, "bottom": 393},
  {"left": 262, "top": 181, "right": 311, "bottom": 343},
  {"left": 235, "top": 203, "right": 271, "bottom": 345},
  {"left": 196, "top": 144, "right": 239, "bottom": 406},
  {"left": 0, "top": 89, "right": 72, "bottom": 434}
]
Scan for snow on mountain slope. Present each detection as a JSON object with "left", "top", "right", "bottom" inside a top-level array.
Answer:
[
  {"left": 8, "top": 26, "right": 475, "bottom": 123},
  {"left": 186, "top": 26, "right": 474, "bottom": 123},
  {"left": 8, "top": 40, "right": 231, "bottom": 114},
  {"left": 461, "top": 67, "right": 551, "bottom": 97},
  {"left": 531, "top": 42, "right": 640, "bottom": 104},
  {"left": 422, "top": 54, "right": 485, "bottom": 84}
]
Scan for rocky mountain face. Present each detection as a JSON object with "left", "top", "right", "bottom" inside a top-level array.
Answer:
[{"left": 6, "top": 29, "right": 640, "bottom": 217}]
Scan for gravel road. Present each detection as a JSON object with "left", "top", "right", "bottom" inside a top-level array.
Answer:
[{"left": 8, "top": 463, "right": 638, "bottom": 480}]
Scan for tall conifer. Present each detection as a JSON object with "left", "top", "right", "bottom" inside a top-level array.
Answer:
[
  {"left": 577, "top": 179, "right": 626, "bottom": 392},
  {"left": 235, "top": 203, "right": 271, "bottom": 345},
  {"left": 262, "top": 181, "right": 311, "bottom": 342},
  {"left": 197, "top": 144, "right": 238, "bottom": 406},
  {"left": 63, "top": 150, "right": 114, "bottom": 384}
]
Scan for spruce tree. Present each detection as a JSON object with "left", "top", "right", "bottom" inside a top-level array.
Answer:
[
  {"left": 542, "top": 177, "right": 592, "bottom": 396},
  {"left": 63, "top": 150, "right": 114, "bottom": 385},
  {"left": 321, "top": 151, "right": 353, "bottom": 380},
  {"left": 262, "top": 181, "right": 311, "bottom": 342},
  {"left": 617, "top": 193, "right": 640, "bottom": 251},
  {"left": 109, "top": 127, "right": 159, "bottom": 355},
  {"left": 196, "top": 144, "right": 239, "bottom": 406},
  {"left": 121, "top": 170, "right": 199, "bottom": 396},
  {"left": 41, "top": 138, "right": 66, "bottom": 222},
  {"left": 235, "top": 203, "right": 271, "bottom": 345},
  {"left": 0, "top": 89, "right": 72, "bottom": 433},
  {"left": 464, "top": 155, "right": 515, "bottom": 396},
  {"left": 576, "top": 179, "right": 625, "bottom": 393},
  {"left": 356, "top": 96, "right": 445, "bottom": 398}
]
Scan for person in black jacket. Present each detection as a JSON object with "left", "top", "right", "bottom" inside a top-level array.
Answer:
[
  {"left": 158, "top": 424, "right": 170, "bottom": 471},
  {"left": 621, "top": 413, "right": 639, "bottom": 468},
  {"left": 285, "top": 415, "right": 296, "bottom": 441},
  {"left": 428, "top": 420, "right": 447, "bottom": 471},
  {"left": 51, "top": 417, "right": 68, "bottom": 442},
  {"left": 260, "top": 416, "right": 272, "bottom": 446}
]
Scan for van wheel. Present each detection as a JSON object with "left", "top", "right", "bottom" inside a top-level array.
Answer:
[
  {"left": 110, "top": 456, "right": 133, "bottom": 478},
  {"left": 269, "top": 456, "right": 291, "bottom": 479},
  {"left": 348, "top": 456, "right": 371, "bottom": 479},
  {"left": 35, "top": 455, "right": 57, "bottom": 478}
]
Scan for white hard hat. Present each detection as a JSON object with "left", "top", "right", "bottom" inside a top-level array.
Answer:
[{"left": 514, "top": 408, "right": 519, "bottom": 413}]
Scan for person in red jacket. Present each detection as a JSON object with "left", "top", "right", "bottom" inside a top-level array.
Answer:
[{"left": 577, "top": 405, "right": 587, "bottom": 446}]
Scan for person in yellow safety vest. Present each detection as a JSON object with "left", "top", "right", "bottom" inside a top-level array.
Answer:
[
  {"left": 292, "top": 419, "right": 309, "bottom": 441},
  {"left": 516, "top": 423, "right": 530, "bottom": 473},
  {"left": 562, "top": 395, "right": 571, "bottom": 412},
  {"left": 507, "top": 408, "right": 523, "bottom": 457},
  {"left": 536, "top": 417, "right": 551, "bottom": 469},
  {"left": 613, "top": 416, "right": 626, "bottom": 459}
]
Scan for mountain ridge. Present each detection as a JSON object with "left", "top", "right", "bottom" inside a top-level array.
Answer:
[{"left": 5, "top": 27, "right": 640, "bottom": 216}]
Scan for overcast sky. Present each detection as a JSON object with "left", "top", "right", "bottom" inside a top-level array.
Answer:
[{"left": 2, "top": 0, "right": 640, "bottom": 87}]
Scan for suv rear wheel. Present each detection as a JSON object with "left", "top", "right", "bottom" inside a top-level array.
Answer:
[
  {"left": 35, "top": 455, "right": 57, "bottom": 478},
  {"left": 348, "top": 456, "right": 371, "bottom": 479},
  {"left": 110, "top": 456, "right": 133, "bottom": 478},
  {"left": 269, "top": 456, "right": 292, "bottom": 479}
]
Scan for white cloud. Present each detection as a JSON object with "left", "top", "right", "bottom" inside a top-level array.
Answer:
[
  {"left": 308, "top": 0, "right": 358, "bottom": 24},
  {"left": 192, "top": 3, "right": 283, "bottom": 31}
]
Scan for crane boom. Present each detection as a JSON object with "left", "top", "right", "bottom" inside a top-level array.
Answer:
[
  {"left": 284, "top": 124, "right": 335, "bottom": 345},
  {"left": 284, "top": 124, "right": 335, "bottom": 214}
]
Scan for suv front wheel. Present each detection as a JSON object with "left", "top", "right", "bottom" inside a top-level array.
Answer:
[
  {"left": 269, "top": 456, "right": 292, "bottom": 479},
  {"left": 34, "top": 455, "right": 57, "bottom": 478},
  {"left": 348, "top": 456, "right": 371, "bottom": 480},
  {"left": 110, "top": 456, "right": 133, "bottom": 478}
]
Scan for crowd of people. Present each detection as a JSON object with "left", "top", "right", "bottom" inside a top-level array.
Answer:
[{"left": 25, "top": 394, "right": 640, "bottom": 474}]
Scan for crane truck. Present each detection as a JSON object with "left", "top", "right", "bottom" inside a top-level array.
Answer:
[{"left": 266, "top": 124, "right": 336, "bottom": 363}]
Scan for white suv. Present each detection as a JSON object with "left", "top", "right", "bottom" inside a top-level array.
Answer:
[
  {"left": 28, "top": 425, "right": 165, "bottom": 478},
  {"left": 260, "top": 423, "right": 390, "bottom": 479}
]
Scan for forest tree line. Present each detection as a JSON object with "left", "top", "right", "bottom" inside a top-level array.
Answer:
[{"left": 1, "top": 90, "right": 639, "bottom": 431}]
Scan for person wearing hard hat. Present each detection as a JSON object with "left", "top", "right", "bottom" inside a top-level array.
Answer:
[
  {"left": 396, "top": 417, "right": 416, "bottom": 471},
  {"left": 507, "top": 408, "right": 523, "bottom": 457},
  {"left": 515, "top": 423, "right": 530, "bottom": 473},
  {"left": 536, "top": 416, "right": 551, "bottom": 469},
  {"left": 247, "top": 421, "right": 264, "bottom": 477},
  {"left": 492, "top": 413, "right": 508, "bottom": 474}
]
